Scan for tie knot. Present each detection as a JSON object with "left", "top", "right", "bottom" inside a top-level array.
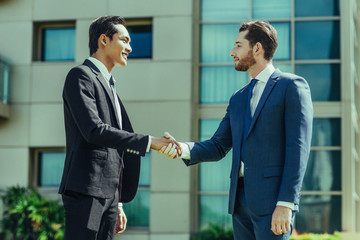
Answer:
[
  {"left": 250, "top": 79, "right": 258, "bottom": 87},
  {"left": 109, "top": 76, "right": 115, "bottom": 86}
]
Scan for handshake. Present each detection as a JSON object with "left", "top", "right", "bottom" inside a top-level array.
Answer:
[{"left": 150, "top": 132, "right": 184, "bottom": 159}]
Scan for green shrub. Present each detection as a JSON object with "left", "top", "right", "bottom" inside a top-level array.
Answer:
[
  {"left": 290, "top": 232, "right": 341, "bottom": 240},
  {"left": 191, "top": 223, "right": 233, "bottom": 240},
  {"left": 0, "top": 185, "right": 64, "bottom": 240},
  {"left": 191, "top": 223, "right": 341, "bottom": 240}
]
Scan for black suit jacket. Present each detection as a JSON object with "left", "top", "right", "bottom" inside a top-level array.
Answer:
[{"left": 59, "top": 59, "right": 148, "bottom": 203}]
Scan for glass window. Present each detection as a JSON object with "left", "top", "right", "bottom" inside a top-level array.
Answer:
[
  {"left": 0, "top": 58, "right": 10, "bottom": 104},
  {"left": 271, "top": 22, "right": 291, "bottom": 60},
  {"left": 199, "top": 119, "right": 232, "bottom": 227},
  {"left": 295, "top": 64, "right": 340, "bottom": 101},
  {"left": 295, "top": 195, "right": 341, "bottom": 233},
  {"left": 312, "top": 118, "right": 341, "bottom": 146},
  {"left": 124, "top": 190, "right": 150, "bottom": 227},
  {"left": 38, "top": 151, "right": 66, "bottom": 186},
  {"left": 295, "top": 0, "right": 340, "bottom": 17},
  {"left": 199, "top": 119, "right": 232, "bottom": 191},
  {"left": 43, "top": 28, "right": 75, "bottom": 61},
  {"left": 273, "top": 63, "right": 291, "bottom": 73},
  {"left": 295, "top": 21, "right": 340, "bottom": 60},
  {"left": 302, "top": 151, "right": 341, "bottom": 191},
  {"left": 127, "top": 24, "right": 152, "bottom": 59},
  {"left": 201, "top": 0, "right": 249, "bottom": 21},
  {"left": 201, "top": 24, "right": 239, "bottom": 63},
  {"left": 253, "top": 0, "right": 291, "bottom": 19},
  {"left": 199, "top": 195, "right": 232, "bottom": 228},
  {"left": 200, "top": 66, "right": 248, "bottom": 104},
  {"left": 124, "top": 153, "right": 151, "bottom": 227}
]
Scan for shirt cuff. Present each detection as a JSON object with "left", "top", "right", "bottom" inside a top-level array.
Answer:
[
  {"left": 179, "top": 142, "right": 194, "bottom": 159},
  {"left": 118, "top": 202, "right": 123, "bottom": 207},
  {"left": 146, "top": 136, "right": 151, "bottom": 152},
  {"left": 277, "top": 201, "right": 294, "bottom": 210}
]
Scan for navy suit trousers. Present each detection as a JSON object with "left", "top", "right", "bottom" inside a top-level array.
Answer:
[{"left": 232, "top": 179, "right": 294, "bottom": 240}]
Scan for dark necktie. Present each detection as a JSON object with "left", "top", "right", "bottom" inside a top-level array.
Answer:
[
  {"left": 241, "top": 79, "right": 258, "bottom": 161},
  {"left": 109, "top": 76, "right": 125, "bottom": 172},
  {"left": 109, "top": 76, "right": 122, "bottom": 129}
]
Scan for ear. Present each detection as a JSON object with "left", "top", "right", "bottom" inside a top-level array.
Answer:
[
  {"left": 98, "top": 34, "right": 108, "bottom": 47},
  {"left": 253, "top": 42, "right": 263, "bottom": 56}
]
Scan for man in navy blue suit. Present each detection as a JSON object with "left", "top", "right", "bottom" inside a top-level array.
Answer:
[{"left": 160, "top": 21, "right": 313, "bottom": 239}]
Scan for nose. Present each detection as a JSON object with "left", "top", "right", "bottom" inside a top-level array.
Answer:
[
  {"left": 126, "top": 43, "right": 132, "bottom": 53},
  {"left": 230, "top": 48, "right": 235, "bottom": 57}
]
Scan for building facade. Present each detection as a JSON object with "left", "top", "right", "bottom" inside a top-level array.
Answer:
[{"left": 0, "top": 0, "right": 359, "bottom": 239}]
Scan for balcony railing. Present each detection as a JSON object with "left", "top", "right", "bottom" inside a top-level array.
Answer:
[{"left": 0, "top": 56, "right": 10, "bottom": 118}]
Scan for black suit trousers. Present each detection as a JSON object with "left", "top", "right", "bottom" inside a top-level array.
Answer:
[{"left": 62, "top": 189, "right": 119, "bottom": 240}]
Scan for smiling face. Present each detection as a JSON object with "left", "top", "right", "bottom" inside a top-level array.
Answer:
[
  {"left": 229, "top": 30, "right": 256, "bottom": 72},
  {"left": 104, "top": 24, "right": 132, "bottom": 67}
]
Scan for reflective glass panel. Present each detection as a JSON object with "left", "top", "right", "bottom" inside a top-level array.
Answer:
[
  {"left": 139, "top": 153, "right": 150, "bottom": 186},
  {"left": 0, "top": 60, "right": 10, "bottom": 103},
  {"left": 127, "top": 25, "right": 152, "bottom": 59},
  {"left": 295, "top": 21, "right": 340, "bottom": 60},
  {"left": 201, "top": 24, "right": 239, "bottom": 63},
  {"left": 199, "top": 195, "right": 232, "bottom": 228},
  {"left": 295, "top": 64, "right": 340, "bottom": 101},
  {"left": 271, "top": 22, "right": 291, "bottom": 60},
  {"left": 295, "top": 195, "right": 341, "bottom": 233},
  {"left": 200, "top": 66, "right": 248, "bottom": 104},
  {"left": 201, "top": 0, "right": 249, "bottom": 21},
  {"left": 311, "top": 118, "right": 341, "bottom": 146},
  {"left": 295, "top": 0, "right": 340, "bottom": 17},
  {"left": 253, "top": 0, "right": 291, "bottom": 19},
  {"left": 302, "top": 151, "right": 341, "bottom": 191},
  {"left": 273, "top": 63, "right": 291, "bottom": 73},
  {"left": 39, "top": 152, "right": 66, "bottom": 186},
  {"left": 199, "top": 119, "right": 232, "bottom": 192},
  {"left": 124, "top": 190, "right": 150, "bottom": 227},
  {"left": 43, "top": 28, "right": 75, "bottom": 61}
]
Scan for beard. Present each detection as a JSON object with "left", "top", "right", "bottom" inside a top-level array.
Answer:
[{"left": 235, "top": 49, "right": 256, "bottom": 71}]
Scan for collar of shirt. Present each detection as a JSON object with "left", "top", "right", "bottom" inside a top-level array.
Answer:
[
  {"left": 88, "top": 57, "right": 112, "bottom": 84},
  {"left": 252, "top": 64, "right": 276, "bottom": 85}
]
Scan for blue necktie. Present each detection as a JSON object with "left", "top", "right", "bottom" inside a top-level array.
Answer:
[{"left": 241, "top": 79, "right": 257, "bottom": 161}]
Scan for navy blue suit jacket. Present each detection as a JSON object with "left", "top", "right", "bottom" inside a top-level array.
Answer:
[{"left": 184, "top": 69, "right": 313, "bottom": 215}]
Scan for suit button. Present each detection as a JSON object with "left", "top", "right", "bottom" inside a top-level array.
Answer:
[
  {"left": 136, "top": 151, "right": 139, "bottom": 155},
  {"left": 126, "top": 149, "right": 130, "bottom": 152}
]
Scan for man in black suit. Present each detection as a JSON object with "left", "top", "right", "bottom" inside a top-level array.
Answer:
[{"left": 59, "top": 16, "right": 179, "bottom": 240}]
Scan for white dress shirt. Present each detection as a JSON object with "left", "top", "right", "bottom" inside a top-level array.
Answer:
[{"left": 180, "top": 64, "right": 294, "bottom": 210}]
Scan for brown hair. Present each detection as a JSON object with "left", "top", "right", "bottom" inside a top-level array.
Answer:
[{"left": 239, "top": 20, "right": 278, "bottom": 61}]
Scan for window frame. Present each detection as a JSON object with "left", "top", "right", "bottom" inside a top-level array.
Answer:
[
  {"left": 29, "top": 148, "right": 66, "bottom": 199},
  {"left": 32, "top": 21, "right": 76, "bottom": 62},
  {"left": 125, "top": 18, "right": 153, "bottom": 60}
]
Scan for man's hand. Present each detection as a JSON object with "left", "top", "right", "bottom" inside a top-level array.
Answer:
[
  {"left": 271, "top": 206, "right": 292, "bottom": 235},
  {"left": 151, "top": 133, "right": 182, "bottom": 157},
  {"left": 158, "top": 132, "right": 182, "bottom": 159},
  {"left": 115, "top": 205, "right": 127, "bottom": 235}
]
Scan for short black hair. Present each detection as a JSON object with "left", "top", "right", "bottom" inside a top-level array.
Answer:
[
  {"left": 89, "top": 16, "right": 127, "bottom": 55},
  {"left": 239, "top": 20, "right": 278, "bottom": 61}
]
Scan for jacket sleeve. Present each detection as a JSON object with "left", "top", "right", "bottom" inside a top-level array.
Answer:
[
  {"left": 183, "top": 105, "right": 233, "bottom": 166},
  {"left": 278, "top": 77, "right": 313, "bottom": 204},
  {"left": 63, "top": 67, "right": 148, "bottom": 155}
]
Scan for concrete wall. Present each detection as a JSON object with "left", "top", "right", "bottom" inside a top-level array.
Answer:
[{"left": 0, "top": 0, "right": 193, "bottom": 239}]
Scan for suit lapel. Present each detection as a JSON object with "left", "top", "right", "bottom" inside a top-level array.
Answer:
[
  {"left": 247, "top": 69, "right": 280, "bottom": 136},
  {"left": 83, "top": 60, "right": 122, "bottom": 128}
]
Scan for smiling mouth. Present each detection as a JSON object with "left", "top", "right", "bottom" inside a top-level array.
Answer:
[{"left": 122, "top": 53, "right": 128, "bottom": 60}]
